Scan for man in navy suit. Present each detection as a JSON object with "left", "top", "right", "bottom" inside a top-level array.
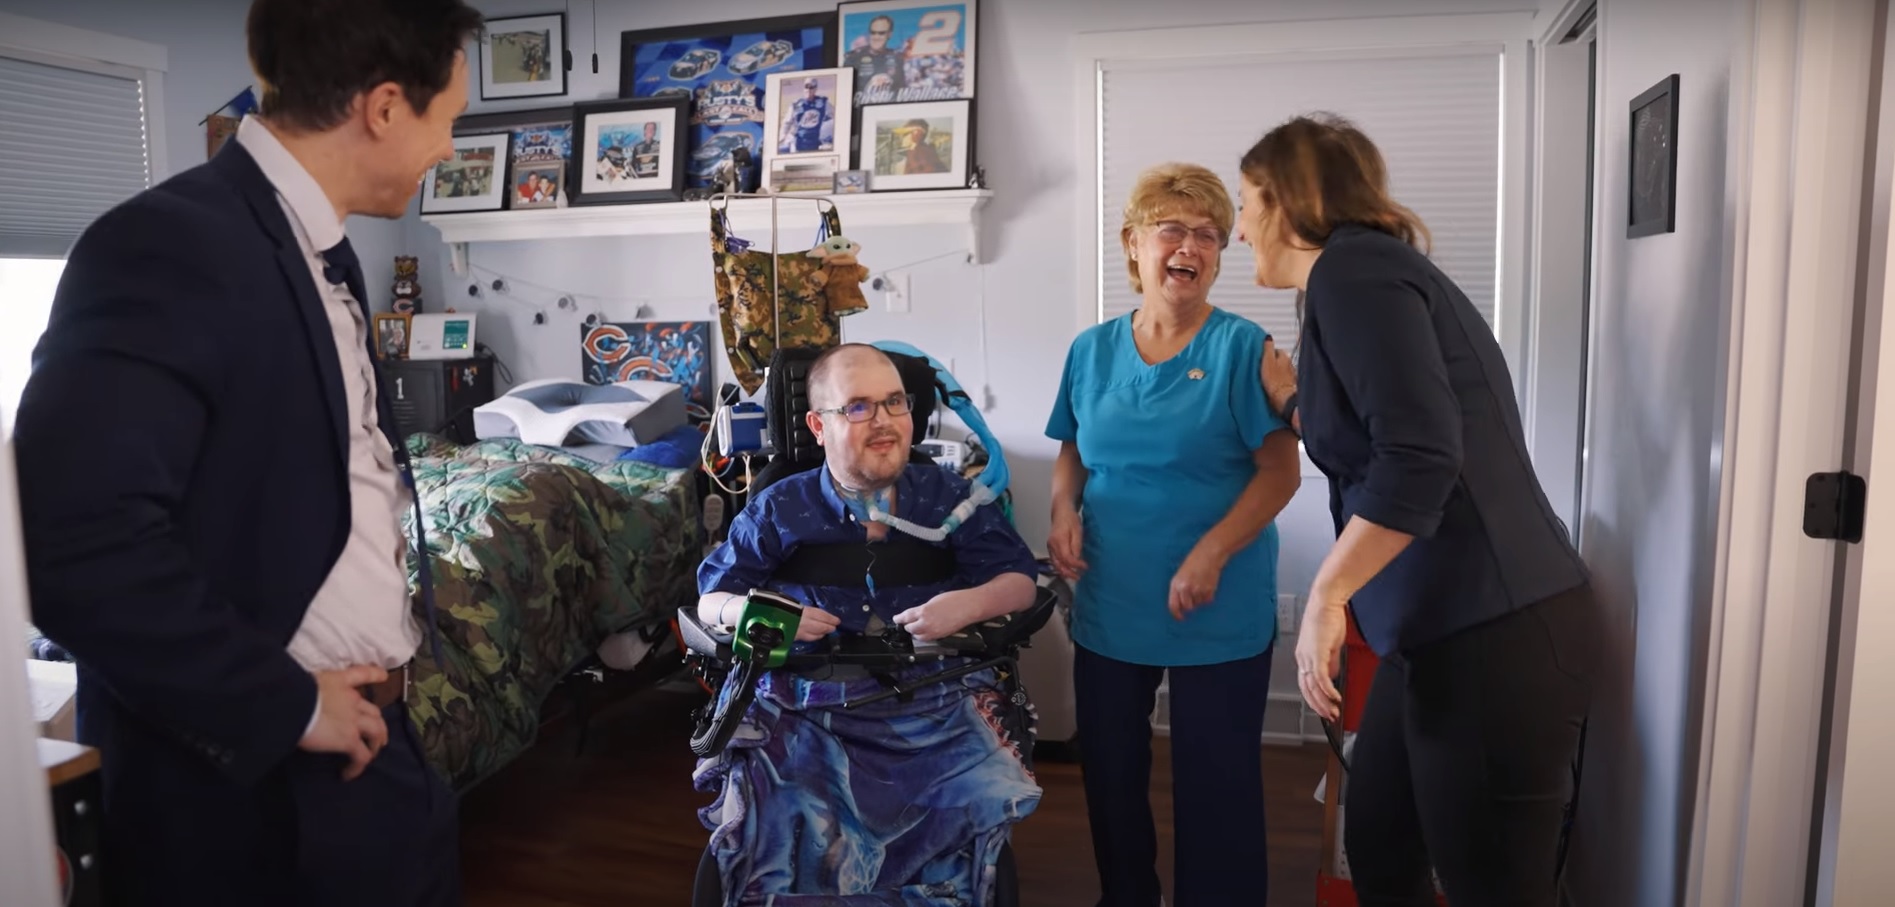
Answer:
[{"left": 12, "top": 1, "right": 484, "bottom": 904}]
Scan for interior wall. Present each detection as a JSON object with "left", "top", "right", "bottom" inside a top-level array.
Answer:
[
  {"left": 423, "top": 0, "right": 1541, "bottom": 710},
  {"left": 1567, "top": 0, "right": 1741, "bottom": 905},
  {"left": 0, "top": 0, "right": 410, "bottom": 309}
]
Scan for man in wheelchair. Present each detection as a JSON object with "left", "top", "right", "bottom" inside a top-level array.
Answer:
[{"left": 680, "top": 343, "right": 1051, "bottom": 905}]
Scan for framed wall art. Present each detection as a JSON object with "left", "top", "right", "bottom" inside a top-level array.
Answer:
[
  {"left": 454, "top": 107, "right": 574, "bottom": 210},
  {"left": 857, "top": 99, "right": 970, "bottom": 191},
  {"left": 618, "top": 13, "right": 837, "bottom": 193},
  {"left": 569, "top": 97, "right": 690, "bottom": 206},
  {"left": 1628, "top": 73, "right": 1679, "bottom": 238},
  {"left": 838, "top": 0, "right": 976, "bottom": 106},
  {"left": 420, "top": 132, "right": 511, "bottom": 214},
  {"left": 479, "top": 13, "right": 568, "bottom": 100},
  {"left": 762, "top": 67, "right": 854, "bottom": 192},
  {"left": 580, "top": 319, "right": 715, "bottom": 417}
]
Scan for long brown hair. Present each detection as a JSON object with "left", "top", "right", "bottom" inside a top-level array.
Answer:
[{"left": 1238, "top": 112, "right": 1432, "bottom": 255}]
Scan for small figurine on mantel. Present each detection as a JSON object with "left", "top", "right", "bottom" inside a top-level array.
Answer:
[
  {"left": 392, "top": 255, "right": 423, "bottom": 315},
  {"left": 968, "top": 164, "right": 987, "bottom": 190}
]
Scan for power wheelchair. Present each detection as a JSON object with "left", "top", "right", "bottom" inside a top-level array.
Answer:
[{"left": 676, "top": 343, "right": 1059, "bottom": 906}]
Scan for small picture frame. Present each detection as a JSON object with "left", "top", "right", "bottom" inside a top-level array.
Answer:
[
  {"left": 770, "top": 153, "right": 842, "bottom": 195},
  {"left": 454, "top": 107, "right": 574, "bottom": 210},
  {"left": 480, "top": 13, "right": 568, "bottom": 100},
  {"left": 420, "top": 132, "right": 511, "bottom": 214},
  {"left": 570, "top": 96, "right": 691, "bottom": 205},
  {"left": 838, "top": 0, "right": 977, "bottom": 106},
  {"left": 1628, "top": 73, "right": 1678, "bottom": 238},
  {"left": 834, "top": 169, "right": 870, "bottom": 193},
  {"left": 374, "top": 313, "right": 412, "bottom": 360},
  {"left": 762, "top": 67, "right": 855, "bottom": 191},
  {"left": 857, "top": 99, "right": 970, "bottom": 191}
]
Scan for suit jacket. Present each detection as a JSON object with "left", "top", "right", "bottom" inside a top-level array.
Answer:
[
  {"left": 13, "top": 139, "right": 421, "bottom": 880},
  {"left": 1296, "top": 223, "right": 1590, "bottom": 656}
]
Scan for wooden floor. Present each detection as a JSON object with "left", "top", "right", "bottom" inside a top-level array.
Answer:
[{"left": 460, "top": 684, "right": 1331, "bottom": 906}]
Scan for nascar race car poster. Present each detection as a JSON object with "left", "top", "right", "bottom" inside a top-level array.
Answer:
[
  {"left": 837, "top": 0, "right": 977, "bottom": 106},
  {"left": 617, "top": 12, "right": 837, "bottom": 193}
]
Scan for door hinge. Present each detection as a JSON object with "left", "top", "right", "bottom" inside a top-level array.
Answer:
[{"left": 1804, "top": 471, "right": 1867, "bottom": 543}]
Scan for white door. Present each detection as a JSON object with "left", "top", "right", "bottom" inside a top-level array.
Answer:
[{"left": 0, "top": 426, "right": 63, "bottom": 904}]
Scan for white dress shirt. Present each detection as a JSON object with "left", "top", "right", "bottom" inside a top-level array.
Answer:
[{"left": 236, "top": 116, "right": 423, "bottom": 689}]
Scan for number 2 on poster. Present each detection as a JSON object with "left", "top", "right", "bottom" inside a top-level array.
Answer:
[{"left": 910, "top": 10, "right": 961, "bottom": 56}]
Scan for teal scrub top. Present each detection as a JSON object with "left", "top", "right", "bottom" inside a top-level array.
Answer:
[{"left": 1045, "top": 307, "right": 1289, "bottom": 667}]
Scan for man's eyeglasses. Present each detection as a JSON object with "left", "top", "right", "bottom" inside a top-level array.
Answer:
[
  {"left": 1150, "top": 221, "right": 1227, "bottom": 249},
  {"left": 816, "top": 393, "right": 913, "bottom": 423}
]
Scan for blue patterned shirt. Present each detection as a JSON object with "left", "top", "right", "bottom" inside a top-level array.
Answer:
[{"left": 698, "top": 463, "right": 1039, "bottom": 633}]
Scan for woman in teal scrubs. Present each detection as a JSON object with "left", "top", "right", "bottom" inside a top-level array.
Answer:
[{"left": 1046, "top": 161, "right": 1303, "bottom": 906}]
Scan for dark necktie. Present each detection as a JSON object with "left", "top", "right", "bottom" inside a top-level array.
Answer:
[{"left": 320, "top": 236, "right": 445, "bottom": 671}]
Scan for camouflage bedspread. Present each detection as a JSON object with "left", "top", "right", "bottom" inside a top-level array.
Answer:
[{"left": 399, "top": 434, "right": 700, "bottom": 792}]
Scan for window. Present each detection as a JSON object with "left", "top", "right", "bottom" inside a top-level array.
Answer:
[
  {"left": 0, "top": 258, "right": 64, "bottom": 430},
  {"left": 0, "top": 14, "right": 164, "bottom": 431},
  {"left": 1094, "top": 47, "right": 1502, "bottom": 351}
]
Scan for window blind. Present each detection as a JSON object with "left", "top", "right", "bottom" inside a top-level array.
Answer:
[
  {"left": 1097, "top": 48, "right": 1502, "bottom": 351},
  {"left": 0, "top": 53, "right": 151, "bottom": 256}
]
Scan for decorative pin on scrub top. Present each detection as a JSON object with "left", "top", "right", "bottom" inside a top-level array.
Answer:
[{"left": 1187, "top": 368, "right": 1206, "bottom": 380}]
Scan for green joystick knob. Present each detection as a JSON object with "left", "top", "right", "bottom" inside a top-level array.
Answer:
[{"left": 731, "top": 590, "right": 805, "bottom": 669}]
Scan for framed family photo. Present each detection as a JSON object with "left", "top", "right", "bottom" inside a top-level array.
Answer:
[
  {"left": 837, "top": 0, "right": 976, "bottom": 106},
  {"left": 374, "top": 313, "right": 411, "bottom": 360},
  {"left": 420, "top": 132, "right": 511, "bottom": 213},
  {"left": 454, "top": 107, "right": 574, "bottom": 210},
  {"left": 762, "top": 67, "right": 854, "bottom": 193},
  {"left": 569, "top": 97, "right": 690, "bottom": 205},
  {"left": 479, "top": 13, "right": 568, "bottom": 100},
  {"left": 618, "top": 12, "right": 837, "bottom": 192},
  {"left": 857, "top": 99, "right": 969, "bottom": 190}
]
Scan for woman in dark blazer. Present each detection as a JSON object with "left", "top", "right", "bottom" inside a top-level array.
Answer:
[{"left": 1238, "top": 112, "right": 1603, "bottom": 907}]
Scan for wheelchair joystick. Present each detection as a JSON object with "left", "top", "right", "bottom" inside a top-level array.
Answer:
[{"left": 688, "top": 591, "right": 804, "bottom": 758}]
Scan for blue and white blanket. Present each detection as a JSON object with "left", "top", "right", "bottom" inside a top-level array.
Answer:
[{"left": 693, "top": 659, "right": 1042, "bottom": 905}]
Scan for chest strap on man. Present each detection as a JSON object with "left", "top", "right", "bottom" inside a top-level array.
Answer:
[{"left": 772, "top": 539, "right": 956, "bottom": 588}]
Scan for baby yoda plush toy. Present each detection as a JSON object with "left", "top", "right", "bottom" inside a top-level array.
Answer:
[{"left": 806, "top": 235, "right": 871, "bottom": 317}]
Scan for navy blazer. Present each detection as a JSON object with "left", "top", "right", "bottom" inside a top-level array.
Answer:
[
  {"left": 1296, "top": 223, "right": 1589, "bottom": 655},
  {"left": 14, "top": 142, "right": 412, "bottom": 797}
]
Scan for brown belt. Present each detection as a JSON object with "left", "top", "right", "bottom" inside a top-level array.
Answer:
[{"left": 358, "top": 662, "right": 410, "bottom": 709}]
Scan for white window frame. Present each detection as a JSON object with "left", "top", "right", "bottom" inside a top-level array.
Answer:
[
  {"left": 0, "top": 11, "right": 170, "bottom": 192},
  {"left": 1071, "top": 12, "right": 1536, "bottom": 397}
]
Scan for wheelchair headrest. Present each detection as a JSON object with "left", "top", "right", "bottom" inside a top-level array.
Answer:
[{"left": 760, "top": 345, "right": 942, "bottom": 481}]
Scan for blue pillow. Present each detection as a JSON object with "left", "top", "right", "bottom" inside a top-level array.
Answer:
[{"left": 619, "top": 423, "right": 705, "bottom": 469}]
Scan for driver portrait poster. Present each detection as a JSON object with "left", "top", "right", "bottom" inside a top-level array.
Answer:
[
  {"left": 620, "top": 15, "right": 836, "bottom": 192},
  {"left": 838, "top": 0, "right": 977, "bottom": 106}
]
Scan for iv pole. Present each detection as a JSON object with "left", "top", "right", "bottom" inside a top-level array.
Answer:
[{"left": 708, "top": 190, "right": 839, "bottom": 354}]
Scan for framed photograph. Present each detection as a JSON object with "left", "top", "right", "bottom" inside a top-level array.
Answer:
[
  {"left": 618, "top": 13, "right": 838, "bottom": 193},
  {"left": 838, "top": 0, "right": 976, "bottom": 106},
  {"left": 769, "top": 153, "right": 842, "bottom": 195},
  {"left": 420, "top": 132, "right": 511, "bottom": 213},
  {"left": 834, "top": 169, "right": 870, "bottom": 193},
  {"left": 374, "top": 313, "right": 411, "bottom": 360},
  {"left": 857, "top": 99, "right": 969, "bottom": 191},
  {"left": 1628, "top": 73, "right": 1679, "bottom": 238},
  {"left": 762, "top": 68, "right": 854, "bottom": 190},
  {"left": 570, "top": 97, "right": 690, "bottom": 206},
  {"left": 480, "top": 13, "right": 568, "bottom": 100},
  {"left": 454, "top": 107, "right": 574, "bottom": 210}
]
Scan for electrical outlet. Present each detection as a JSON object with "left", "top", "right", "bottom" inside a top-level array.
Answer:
[
  {"left": 1277, "top": 593, "right": 1297, "bottom": 635},
  {"left": 883, "top": 272, "right": 910, "bottom": 312}
]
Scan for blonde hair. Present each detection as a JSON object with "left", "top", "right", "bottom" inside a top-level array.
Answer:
[
  {"left": 1239, "top": 112, "right": 1431, "bottom": 254},
  {"left": 1119, "top": 162, "right": 1235, "bottom": 293}
]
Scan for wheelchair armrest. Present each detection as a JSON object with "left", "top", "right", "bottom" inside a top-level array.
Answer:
[
  {"left": 974, "top": 585, "right": 1059, "bottom": 653},
  {"left": 676, "top": 606, "right": 733, "bottom": 660}
]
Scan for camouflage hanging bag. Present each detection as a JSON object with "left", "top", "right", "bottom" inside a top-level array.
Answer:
[{"left": 710, "top": 199, "right": 866, "bottom": 394}]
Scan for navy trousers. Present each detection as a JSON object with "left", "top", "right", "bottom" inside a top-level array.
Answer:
[{"left": 1073, "top": 642, "right": 1275, "bottom": 907}]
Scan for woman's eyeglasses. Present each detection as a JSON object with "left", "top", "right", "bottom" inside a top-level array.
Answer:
[{"left": 1150, "top": 221, "right": 1227, "bottom": 249}]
